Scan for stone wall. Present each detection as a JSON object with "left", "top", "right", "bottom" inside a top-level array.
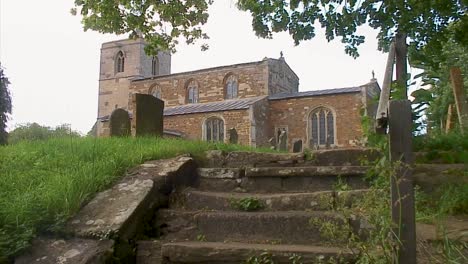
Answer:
[
  {"left": 164, "top": 109, "right": 251, "bottom": 145},
  {"left": 97, "top": 38, "right": 171, "bottom": 137},
  {"left": 129, "top": 61, "right": 270, "bottom": 107},
  {"left": 267, "top": 59, "right": 299, "bottom": 95},
  {"left": 269, "top": 92, "right": 364, "bottom": 151}
]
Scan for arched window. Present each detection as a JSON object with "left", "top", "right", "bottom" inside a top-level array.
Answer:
[
  {"left": 115, "top": 51, "right": 125, "bottom": 73},
  {"left": 149, "top": 84, "right": 161, "bottom": 99},
  {"left": 186, "top": 80, "right": 199, "bottom": 104},
  {"left": 152, "top": 56, "right": 159, "bottom": 76},
  {"left": 205, "top": 117, "right": 224, "bottom": 142},
  {"left": 309, "top": 107, "right": 335, "bottom": 147},
  {"left": 225, "top": 74, "right": 238, "bottom": 99}
]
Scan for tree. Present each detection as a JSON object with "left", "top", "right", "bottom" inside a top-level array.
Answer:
[
  {"left": 0, "top": 63, "right": 12, "bottom": 145},
  {"left": 71, "top": 0, "right": 213, "bottom": 54},
  {"left": 410, "top": 26, "right": 468, "bottom": 133},
  {"left": 8, "top": 123, "right": 81, "bottom": 144}
]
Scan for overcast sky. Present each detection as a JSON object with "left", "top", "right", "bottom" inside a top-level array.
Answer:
[{"left": 1, "top": 0, "right": 396, "bottom": 134}]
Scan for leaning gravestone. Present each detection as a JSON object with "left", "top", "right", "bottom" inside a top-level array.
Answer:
[
  {"left": 293, "top": 139, "right": 302, "bottom": 153},
  {"left": 109, "top": 108, "right": 131, "bottom": 137},
  {"left": 278, "top": 129, "right": 288, "bottom": 151},
  {"left": 132, "top": 93, "right": 164, "bottom": 136}
]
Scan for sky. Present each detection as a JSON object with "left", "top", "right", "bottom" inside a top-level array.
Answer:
[{"left": 1, "top": 0, "right": 395, "bottom": 134}]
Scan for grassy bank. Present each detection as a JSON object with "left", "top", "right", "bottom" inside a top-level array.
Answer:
[{"left": 0, "top": 137, "right": 262, "bottom": 260}]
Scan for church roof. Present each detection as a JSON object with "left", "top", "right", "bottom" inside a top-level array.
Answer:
[
  {"left": 164, "top": 96, "right": 267, "bottom": 116},
  {"left": 268, "top": 87, "right": 362, "bottom": 100}
]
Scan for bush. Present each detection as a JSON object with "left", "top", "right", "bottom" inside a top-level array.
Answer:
[{"left": 7, "top": 123, "right": 81, "bottom": 144}]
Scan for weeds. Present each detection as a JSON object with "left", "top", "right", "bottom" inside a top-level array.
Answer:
[{"left": 231, "top": 197, "right": 264, "bottom": 211}]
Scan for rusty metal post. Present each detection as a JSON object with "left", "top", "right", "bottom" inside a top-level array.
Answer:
[{"left": 388, "top": 100, "right": 416, "bottom": 264}]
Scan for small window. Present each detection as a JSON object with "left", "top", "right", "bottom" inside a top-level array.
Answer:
[
  {"left": 149, "top": 84, "right": 161, "bottom": 99},
  {"left": 309, "top": 107, "right": 335, "bottom": 147},
  {"left": 205, "top": 117, "right": 224, "bottom": 142},
  {"left": 187, "top": 80, "right": 199, "bottom": 104},
  {"left": 152, "top": 56, "right": 159, "bottom": 76},
  {"left": 115, "top": 51, "right": 125, "bottom": 73},
  {"left": 225, "top": 75, "right": 238, "bottom": 99}
]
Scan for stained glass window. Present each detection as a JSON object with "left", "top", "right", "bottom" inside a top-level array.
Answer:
[
  {"left": 225, "top": 75, "right": 238, "bottom": 99},
  {"left": 187, "top": 80, "right": 199, "bottom": 103},
  {"left": 116, "top": 51, "right": 125, "bottom": 73}
]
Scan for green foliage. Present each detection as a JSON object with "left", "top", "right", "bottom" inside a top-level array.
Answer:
[
  {"left": 245, "top": 252, "right": 275, "bottom": 264},
  {"left": 0, "top": 63, "right": 12, "bottom": 145},
  {"left": 231, "top": 197, "right": 264, "bottom": 211},
  {"left": 8, "top": 123, "right": 82, "bottom": 144},
  {"left": 0, "top": 137, "right": 264, "bottom": 260},
  {"left": 413, "top": 131, "right": 468, "bottom": 163},
  {"left": 237, "top": 0, "right": 467, "bottom": 58},
  {"left": 410, "top": 27, "right": 468, "bottom": 133},
  {"left": 71, "top": 0, "right": 213, "bottom": 54}
]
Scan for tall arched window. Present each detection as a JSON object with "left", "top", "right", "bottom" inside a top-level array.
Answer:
[
  {"left": 149, "top": 84, "right": 161, "bottom": 99},
  {"left": 205, "top": 117, "right": 224, "bottom": 142},
  {"left": 309, "top": 107, "right": 335, "bottom": 147},
  {"left": 186, "top": 80, "right": 199, "bottom": 104},
  {"left": 152, "top": 56, "right": 159, "bottom": 76},
  {"left": 225, "top": 74, "right": 238, "bottom": 99},
  {"left": 115, "top": 51, "right": 125, "bottom": 73}
]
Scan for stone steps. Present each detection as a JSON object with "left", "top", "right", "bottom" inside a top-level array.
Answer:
[
  {"left": 154, "top": 209, "right": 349, "bottom": 245},
  {"left": 159, "top": 241, "right": 356, "bottom": 264},
  {"left": 196, "top": 166, "right": 370, "bottom": 193},
  {"left": 171, "top": 188, "right": 370, "bottom": 211}
]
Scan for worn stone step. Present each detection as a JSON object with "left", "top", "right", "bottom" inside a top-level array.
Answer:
[
  {"left": 154, "top": 210, "right": 349, "bottom": 245},
  {"left": 196, "top": 166, "right": 369, "bottom": 193},
  {"left": 171, "top": 189, "right": 334, "bottom": 211},
  {"left": 242, "top": 166, "right": 369, "bottom": 193},
  {"left": 172, "top": 189, "right": 370, "bottom": 211},
  {"left": 204, "top": 148, "right": 379, "bottom": 168},
  {"left": 160, "top": 241, "right": 356, "bottom": 264}
]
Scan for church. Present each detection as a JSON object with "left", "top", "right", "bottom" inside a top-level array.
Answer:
[{"left": 96, "top": 37, "right": 380, "bottom": 152}]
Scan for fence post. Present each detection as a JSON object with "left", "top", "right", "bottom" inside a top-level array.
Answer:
[{"left": 388, "top": 100, "right": 416, "bottom": 264}]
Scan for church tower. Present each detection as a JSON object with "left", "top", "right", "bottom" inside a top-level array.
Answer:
[{"left": 97, "top": 37, "right": 171, "bottom": 135}]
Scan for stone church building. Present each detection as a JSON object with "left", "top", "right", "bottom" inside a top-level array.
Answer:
[{"left": 97, "top": 38, "right": 380, "bottom": 151}]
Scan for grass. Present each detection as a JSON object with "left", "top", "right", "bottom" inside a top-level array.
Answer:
[{"left": 0, "top": 136, "right": 269, "bottom": 260}]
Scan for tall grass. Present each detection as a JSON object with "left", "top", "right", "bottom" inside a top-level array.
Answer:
[{"left": 0, "top": 137, "right": 263, "bottom": 260}]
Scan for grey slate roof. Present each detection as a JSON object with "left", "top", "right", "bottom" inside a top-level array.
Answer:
[
  {"left": 164, "top": 96, "right": 267, "bottom": 116},
  {"left": 268, "top": 87, "right": 362, "bottom": 100}
]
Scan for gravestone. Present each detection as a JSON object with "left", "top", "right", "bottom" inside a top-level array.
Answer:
[
  {"left": 293, "top": 139, "right": 302, "bottom": 153},
  {"left": 109, "top": 108, "right": 131, "bottom": 137},
  {"left": 228, "top": 128, "right": 238, "bottom": 144},
  {"left": 277, "top": 129, "right": 287, "bottom": 151},
  {"left": 132, "top": 93, "right": 164, "bottom": 136}
]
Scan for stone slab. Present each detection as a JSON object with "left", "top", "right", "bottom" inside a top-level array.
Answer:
[
  {"left": 15, "top": 237, "right": 113, "bottom": 264},
  {"left": 161, "top": 241, "right": 355, "bottom": 263},
  {"left": 173, "top": 189, "right": 334, "bottom": 211},
  {"left": 65, "top": 156, "right": 196, "bottom": 240},
  {"left": 245, "top": 166, "right": 369, "bottom": 177},
  {"left": 197, "top": 168, "right": 242, "bottom": 179},
  {"left": 309, "top": 148, "right": 380, "bottom": 166},
  {"left": 155, "top": 210, "right": 347, "bottom": 244}
]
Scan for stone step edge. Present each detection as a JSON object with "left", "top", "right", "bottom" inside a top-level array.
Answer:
[
  {"left": 197, "top": 166, "right": 371, "bottom": 179},
  {"left": 173, "top": 188, "right": 370, "bottom": 211},
  {"left": 160, "top": 241, "right": 357, "bottom": 262}
]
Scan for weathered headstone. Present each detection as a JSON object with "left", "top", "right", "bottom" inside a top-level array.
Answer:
[
  {"left": 228, "top": 128, "right": 238, "bottom": 144},
  {"left": 277, "top": 129, "right": 287, "bottom": 151},
  {"left": 292, "top": 139, "right": 302, "bottom": 153},
  {"left": 109, "top": 108, "right": 131, "bottom": 137},
  {"left": 268, "top": 137, "right": 276, "bottom": 150},
  {"left": 132, "top": 93, "right": 164, "bottom": 136}
]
